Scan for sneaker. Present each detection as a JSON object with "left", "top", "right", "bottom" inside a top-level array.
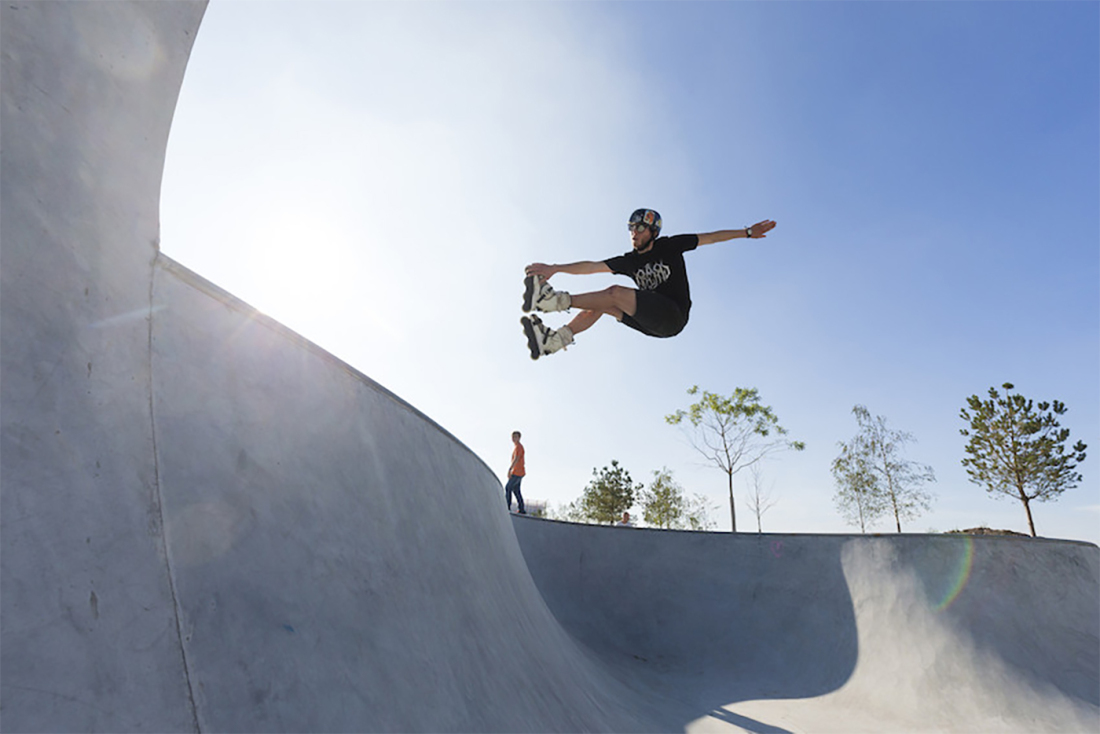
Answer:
[
  {"left": 523, "top": 274, "right": 571, "bottom": 313},
  {"left": 521, "top": 315, "right": 574, "bottom": 360}
]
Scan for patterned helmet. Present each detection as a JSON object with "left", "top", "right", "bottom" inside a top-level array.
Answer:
[{"left": 628, "top": 208, "right": 662, "bottom": 238}]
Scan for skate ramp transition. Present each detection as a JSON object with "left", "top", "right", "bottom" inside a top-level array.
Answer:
[{"left": 1, "top": 2, "right": 1097, "bottom": 732}]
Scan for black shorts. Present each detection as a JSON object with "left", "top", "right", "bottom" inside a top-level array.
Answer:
[{"left": 621, "top": 290, "right": 689, "bottom": 338}]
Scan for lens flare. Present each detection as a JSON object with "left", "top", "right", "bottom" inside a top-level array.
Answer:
[{"left": 936, "top": 535, "right": 975, "bottom": 611}]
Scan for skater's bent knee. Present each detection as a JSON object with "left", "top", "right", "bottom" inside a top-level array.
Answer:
[{"left": 607, "top": 285, "right": 637, "bottom": 309}]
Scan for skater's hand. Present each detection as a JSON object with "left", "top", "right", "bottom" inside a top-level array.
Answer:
[
  {"left": 746, "top": 220, "right": 777, "bottom": 239},
  {"left": 525, "top": 262, "right": 556, "bottom": 280}
]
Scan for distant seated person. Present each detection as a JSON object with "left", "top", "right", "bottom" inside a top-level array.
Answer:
[{"left": 615, "top": 511, "right": 634, "bottom": 527}]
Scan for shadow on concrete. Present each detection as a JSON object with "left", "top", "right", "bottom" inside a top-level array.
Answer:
[
  {"left": 706, "top": 708, "right": 794, "bottom": 734},
  {"left": 511, "top": 516, "right": 860, "bottom": 730},
  {"left": 512, "top": 515, "right": 1100, "bottom": 732}
]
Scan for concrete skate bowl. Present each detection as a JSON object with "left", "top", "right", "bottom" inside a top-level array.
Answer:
[
  {"left": 514, "top": 517, "right": 1099, "bottom": 731},
  {"left": 2, "top": 2, "right": 1098, "bottom": 732}
]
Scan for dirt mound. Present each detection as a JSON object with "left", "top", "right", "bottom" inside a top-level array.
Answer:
[{"left": 947, "top": 526, "right": 1031, "bottom": 537}]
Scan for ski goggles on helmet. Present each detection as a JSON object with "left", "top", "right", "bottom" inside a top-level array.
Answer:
[{"left": 628, "top": 208, "right": 662, "bottom": 237}]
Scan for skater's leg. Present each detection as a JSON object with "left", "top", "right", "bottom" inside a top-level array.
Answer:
[
  {"left": 521, "top": 286, "right": 639, "bottom": 360},
  {"left": 566, "top": 309, "right": 603, "bottom": 336},
  {"left": 556, "top": 287, "right": 636, "bottom": 337},
  {"left": 570, "top": 285, "right": 637, "bottom": 321}
]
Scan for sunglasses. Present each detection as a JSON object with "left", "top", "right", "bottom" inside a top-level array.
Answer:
[{"left": 628, "top": 222, "right": 649, "bottom": 233}]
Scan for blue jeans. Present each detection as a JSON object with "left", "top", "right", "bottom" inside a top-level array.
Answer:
[{"left": 505, "top": 474, "right": 525, "bottom": 513}]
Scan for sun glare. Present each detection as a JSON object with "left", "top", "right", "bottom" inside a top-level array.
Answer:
[{"left": 243, "top": 209, "right": 356, "bottom": 328}]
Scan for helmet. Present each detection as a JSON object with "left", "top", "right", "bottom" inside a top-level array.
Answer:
[{"left": 628, "top": 208, "right": 662, "bottom": 238}]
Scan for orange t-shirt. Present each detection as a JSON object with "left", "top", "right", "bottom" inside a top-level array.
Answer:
[{"left": 510, "top": 443, "right": 525, "bottom": 477}]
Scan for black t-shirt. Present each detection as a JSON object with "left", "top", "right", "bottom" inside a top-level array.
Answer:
[{"left": 604, "top": 234, "right": 700, "bottom": 313}]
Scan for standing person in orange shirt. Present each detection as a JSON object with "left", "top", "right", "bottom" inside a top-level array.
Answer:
[{"left": 506, "top": 431, "right": 526, "bottom": 514}]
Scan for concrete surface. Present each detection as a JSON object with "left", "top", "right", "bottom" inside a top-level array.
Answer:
[
  {"left": 2, "top": 2, "right": 207, "bottom": 731},
  {"left": 514, "top": 517, "right": 1099, "bottom": 732},
  {"left": 2, "top": 1, "right": 1097, "bottom": 732}
]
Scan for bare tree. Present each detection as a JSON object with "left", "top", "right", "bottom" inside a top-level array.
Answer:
[{"left": 745, "top": 464, "right": 778, "bottom": 533}]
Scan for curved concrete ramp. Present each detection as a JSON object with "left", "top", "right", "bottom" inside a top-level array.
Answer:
[
  {"left": 514, "top": 517, "right": 1099, "bottom": 732},
  {"left": 146, "top": 260, "right": 662, "bottom": 732},
  {"left": 2, "top": 2, "right": 1097, "bottom": 732},
  {"left": 0, "top": 2, "right": 654, "bottom": 731}
]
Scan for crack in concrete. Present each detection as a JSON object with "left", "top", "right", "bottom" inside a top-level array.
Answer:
[{"left": 148, "top": 254, "right": 202, "bottom": 734}]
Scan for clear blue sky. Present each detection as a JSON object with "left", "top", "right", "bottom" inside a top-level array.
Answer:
[{"left": 162, "top": 1, "right": 1098, "bottom": 543}]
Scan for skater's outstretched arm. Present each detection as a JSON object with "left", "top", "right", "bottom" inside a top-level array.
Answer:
[
  {"left": 525, "top": 261, "right": 611, "bottom": 281},
  {"left": 697, "top": 219, "right": 776, "bottom": 246}
]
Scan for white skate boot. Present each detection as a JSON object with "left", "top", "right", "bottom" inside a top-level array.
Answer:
[
  {"left": 520, "top": 315, "right": 574, "bottom": 360},
  {"left": 523, "top": 274, "right": 572, "bottom": 313}
]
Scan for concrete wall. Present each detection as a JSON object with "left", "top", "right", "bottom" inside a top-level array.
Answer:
[
  {"left": 1, "top": 3, "right": 654, "bottom": 731},
  {"left": 2, "top": 3, "right": 206, "bottom": 730}
]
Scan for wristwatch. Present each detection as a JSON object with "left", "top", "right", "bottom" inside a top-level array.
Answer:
[{"left": 746, "top": 226, "right": 753, "bottom": 238}]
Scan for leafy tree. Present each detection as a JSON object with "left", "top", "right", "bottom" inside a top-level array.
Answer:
[
  {"left": 666, "top": 386, "right": 804, "bottom": 531},
  {"left": 745, "top": 464, "right": 778, "bottom": 533},
  {"left": 960, "top": 382, "right": 1088, "bottom": 537},
  {"left": 549, "top": 498, "right": 589, "bottom": 524},
  {"left": 831, "top": 443, "right": 887, "bottom": 533},
  {"left": 580, "top": 460, "right": 641, "bottom": 525},
  {"left": 640, "top": 468, "right": 685, "bottom": 529},
  {"left": 834, "top": 405, "right": 936, "bottom": 532},
  {"left": 684, "top": 493, "right": 718, "bottom": 531}
]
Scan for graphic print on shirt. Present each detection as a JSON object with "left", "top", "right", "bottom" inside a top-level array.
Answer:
[{"left": 632, "top": 261, "right": 672, "bottom": 290}]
